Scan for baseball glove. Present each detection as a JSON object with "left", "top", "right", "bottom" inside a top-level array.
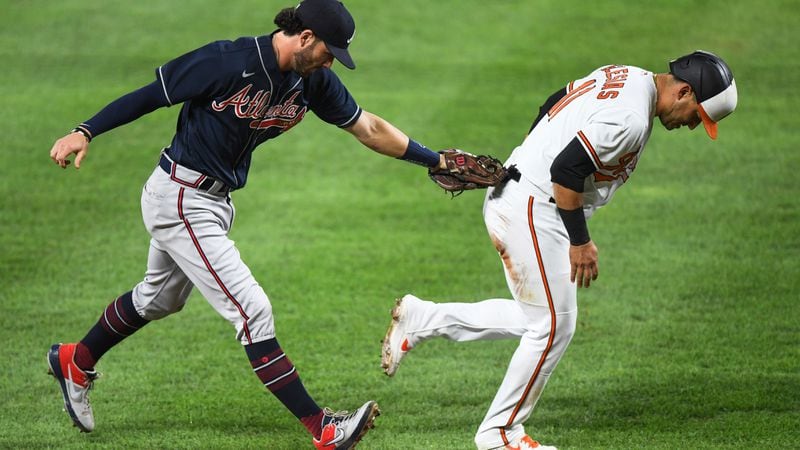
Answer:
[{"left": 428, "top": 149, "right": 510, "bottom": 196}]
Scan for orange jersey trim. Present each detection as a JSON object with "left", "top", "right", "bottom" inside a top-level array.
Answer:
[
  {"left": 548, "top": 80, "right": 596, "bottom": 120},
  {"left": 578, "top": 130, "right": 640, "bottom": 183},
  {"left": 577, "top": 130, "right": 606, "bottom": 170}
]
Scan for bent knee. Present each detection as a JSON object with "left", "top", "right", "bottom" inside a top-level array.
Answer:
[
  {"left": 238, "top": 286, "right": 275, "bottom": 342},
  {"left": 137, "top": 300, "right": 187, "bottom": 320},
  {"left": 521, "top": 308, "right": 577, "bottom": 347},
  {"left": 132, "top": 281, "right": 193, "bottom": 320}
]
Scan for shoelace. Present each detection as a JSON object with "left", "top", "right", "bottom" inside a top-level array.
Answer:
[
  {"left": 321, "top": 407, "right": 357, "bottom": 426},
  {"left": 85, "top": 370, "right": 100, "bottom": 386},
  {"left": 78, "top": 370, "right": 100, "bottom": 404}
]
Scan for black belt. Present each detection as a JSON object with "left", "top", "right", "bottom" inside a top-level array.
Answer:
[
  {"left": 505, "top": 164, "right": 521, "bottom": 182},
  {"left": 159, "top": 154, "right": 230, "bottom": 195},
  {"left": 504, "top": 165, "right": 555, "bottom": 203}
]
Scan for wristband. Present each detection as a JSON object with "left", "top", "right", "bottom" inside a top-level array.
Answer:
[
  {"left": 398, "top": 139, "right": 440, "bottom": 167},
  {"left": 557, "top": 207, "right": 590, "bottom": 245},
  {"left": 71, "top": 125, "right": 93, "bottom": 143}
]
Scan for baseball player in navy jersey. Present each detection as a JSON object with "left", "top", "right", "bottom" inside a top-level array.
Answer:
[
  {"left": 46, "top": 1, "right": 448, "bottom": 448},
  {"left": 381, "top": 51, "right": 738, "bottom": 450}
]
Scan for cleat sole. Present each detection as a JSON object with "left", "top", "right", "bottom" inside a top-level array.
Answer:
[
  {"left": 381, "top": 298, "right": 405, "bottom": 376},
  {"left": 348, "top": 403, "right": 380, "bottom": 449}
]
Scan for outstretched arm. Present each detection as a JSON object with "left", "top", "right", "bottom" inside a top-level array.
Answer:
[
  {"left": 49, "top": 80, "right": 169, "bottom": 169},
  {"left": 345, "top": 111, "right": 445, "bottom": 170}
]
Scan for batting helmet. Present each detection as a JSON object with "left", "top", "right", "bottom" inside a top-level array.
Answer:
[{"left": 669, "top": 50, "right": 738, "bottom": 140}]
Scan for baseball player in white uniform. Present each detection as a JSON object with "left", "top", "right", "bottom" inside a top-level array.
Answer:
[{"left": 381, "top": 51, "right": 738, "bottom": 450}]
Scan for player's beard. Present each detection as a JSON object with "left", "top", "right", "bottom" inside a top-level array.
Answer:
[{"left": 293, "top": 42, "right": 322, "bottom": 78}]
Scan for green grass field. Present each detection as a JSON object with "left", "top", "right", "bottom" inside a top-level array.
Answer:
[{"left": 1, "top": 0, "right": 798, "bottom": 448}]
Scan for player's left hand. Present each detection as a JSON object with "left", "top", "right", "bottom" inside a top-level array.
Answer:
[
  {"left": 50, "top": 132, "right": 90, "bottom": 169},
  {"left": 569, "top": 240, "right": 598, "bottom": 288}
]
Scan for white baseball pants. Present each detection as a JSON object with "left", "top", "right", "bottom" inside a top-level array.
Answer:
[
  {"left": 131, "top": 158, "right": 275, "bottom": 345},
  {"left": 403, "top": 180, "right": 578, "bottom": 449}
]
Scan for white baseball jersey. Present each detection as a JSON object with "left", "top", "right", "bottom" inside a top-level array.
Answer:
[
  {"left": 398, "top": 67, "right": 659, "bottom": 448},
  {"left": 506, "top": 65, "right": 656, "bottom": 218}
]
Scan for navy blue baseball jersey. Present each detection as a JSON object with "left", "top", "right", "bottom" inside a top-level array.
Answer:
[
  {"left": 157, "top": 33, "right": 362, "bottom": 188},
  {"left": 79, "top": 33, "right": 361, "bottom": 190}
]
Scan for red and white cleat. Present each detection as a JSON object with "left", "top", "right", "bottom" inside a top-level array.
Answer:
[
  {"left": 313, "top": 401, "right": 380, "bottom": 450},
  {"left": 47, "top": 343, "right": 99, "bottom": 432}
]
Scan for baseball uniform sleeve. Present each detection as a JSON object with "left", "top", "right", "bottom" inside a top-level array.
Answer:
[
  {"left": 575, "top": 109, "right": 649, "bottom": 181},
  {"left": 303, "top": 68, "right": 362, "bottom": 128},
  {"left": 156, "top": 41, "right": 229, "bottom": 106},
  {"left": 550, "top": 137, "right": 597, "bottom": 192},
  {"left": 79, "top": 80, "right": 170, "bottom": 138}
]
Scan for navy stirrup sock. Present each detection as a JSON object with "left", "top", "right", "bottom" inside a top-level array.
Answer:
[
  {"left": 245, "top": 338, "right": 323, "bottom": 436},
  {"left": 75, "top": 291, "right": 149, "bottom": 370}
]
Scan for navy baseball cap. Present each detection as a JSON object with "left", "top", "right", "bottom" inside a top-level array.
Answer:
[
  {"left": 669, "top": 50, "right": 738, "bottom": 140},
  {"left": 295, "top": 0, "right": 356, "bottom": 69}
]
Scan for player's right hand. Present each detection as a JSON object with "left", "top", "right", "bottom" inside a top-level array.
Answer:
[
  {"left": 50, "top": 132, "right": 90, "bottom": 169},
  {"left": 569, "top": 240, "right": 598, "bottom": 288}
]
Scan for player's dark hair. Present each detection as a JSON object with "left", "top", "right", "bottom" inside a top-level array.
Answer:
[{"left": 274, "top": 7, "right": 305, "bottom": 35}]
